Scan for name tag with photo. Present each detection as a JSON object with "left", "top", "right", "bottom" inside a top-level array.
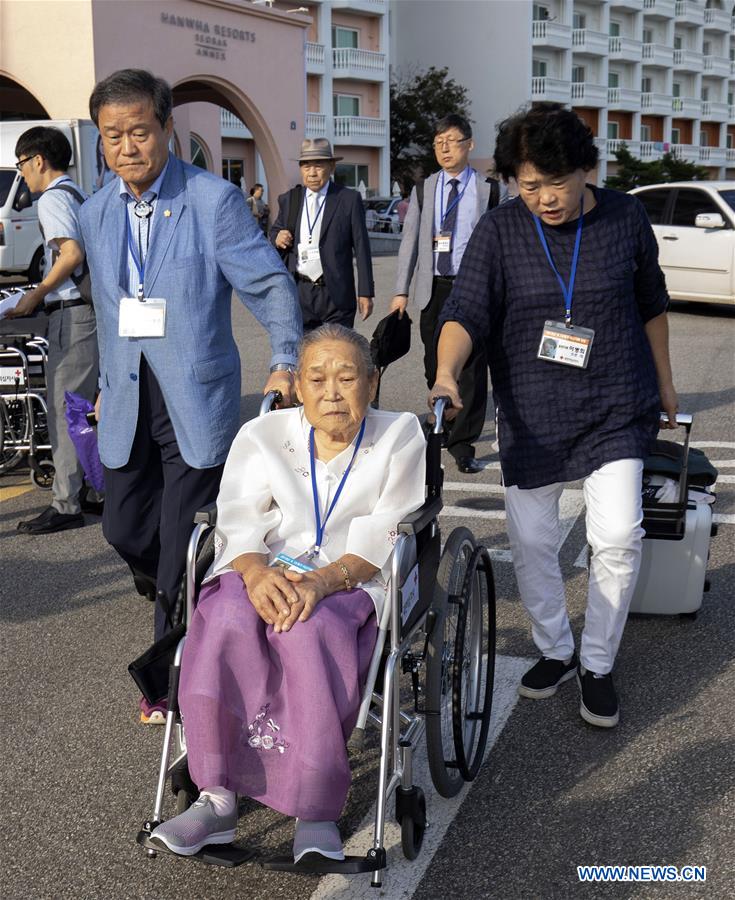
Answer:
[
  {"left": 537, "top": 321, "right": 595, "bottom": 369},
  {"left": 298, "top": 243, "right": 321, "bottom": 265},
  {"left": 119, "top": 297, "right": 167, "bottom": 338}
]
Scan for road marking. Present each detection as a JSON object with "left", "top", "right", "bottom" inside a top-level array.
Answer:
[
  {"left": 0, "top": 483, "right": 34, "bottom": 503},
  {"left": 309, "top": 655, "right": 533, "bottom": 900},
  {"left": 691, "top": 442, "right": 735, "bottom": 449},
  {"left": 443, "top": 481, "right": 504, "bottom": 494},
  {"left": 711, "top": 460, "right": 735, "bottom": 468},
  {"left": 716, "top": 475, "right": 735, "bottom": 483},
  {"left": 441, "top": 506, "right": 505, "bottom": 520},
  {"left": 713, "top": 513, "right": 735, "bottom": 525}
]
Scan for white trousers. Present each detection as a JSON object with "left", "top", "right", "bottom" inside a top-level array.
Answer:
[{"left": 505, "top": 458, "right": 644, "bottom": 675}]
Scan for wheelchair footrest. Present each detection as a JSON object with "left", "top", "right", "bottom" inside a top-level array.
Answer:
[
  {"left": 261, "top": 848, "right": 387, "bottom": 875},
  {"left": 136, "top": 830, "right": 256, "bottom": 867}
]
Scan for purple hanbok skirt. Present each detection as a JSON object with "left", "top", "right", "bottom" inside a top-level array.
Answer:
[{"left": 179, "top": 571, "right": 378, "bottom": 821}]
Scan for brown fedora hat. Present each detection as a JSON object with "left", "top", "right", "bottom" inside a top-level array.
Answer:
[{"left": 296, "top": 137, "right": 343, "bottom": 163}]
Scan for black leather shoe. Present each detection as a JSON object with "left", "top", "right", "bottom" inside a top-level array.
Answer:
[
  {"left": 456, "top": 456, "right": 484, "bottom": 474},
  {"left": 17, "top": 506, "right": 84, "bottom": 534},
  {"left": 79, "top": 495, "right": 104, "bottom": 516}
]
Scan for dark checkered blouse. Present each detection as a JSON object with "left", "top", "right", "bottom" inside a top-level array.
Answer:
[{"left": 439, "top": 186, "right": 669, "bottom": 489}]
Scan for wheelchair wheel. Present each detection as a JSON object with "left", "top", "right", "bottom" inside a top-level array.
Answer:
[
  {"left": 451, "top": 545, "right": 495, "bottom": 782},
  {"left": 30, "top": 458, "right": 54, "bottom": 490},
  {"left": 0, "top": 398, "right": 29, "bottom": 473},
  {"left": 397, "top": 786, "right": 426, "bottom": 860},
  {"left": 425, "top": 527, "right": 475, "bottom": 798}
]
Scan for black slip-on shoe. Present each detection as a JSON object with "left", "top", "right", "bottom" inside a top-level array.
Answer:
[
  {"left": 518, "top": 653, "right": 578, "bottom": 699},
  {"left": 577, "top": 665, "right": 619, "bottom": 728}
]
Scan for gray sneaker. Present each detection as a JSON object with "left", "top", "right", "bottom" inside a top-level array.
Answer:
[{"left": 151, "top": 795, "right": 237, "bottom": 856}]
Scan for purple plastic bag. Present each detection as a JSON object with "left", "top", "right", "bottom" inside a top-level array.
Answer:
[{"left": 64, "top": 391, "right": 105, "bottom": 493}]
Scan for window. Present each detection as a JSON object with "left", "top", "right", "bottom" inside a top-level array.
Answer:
[
  {"left": 636, "top": 188, "right": 671, "bottom": 224},
  {"left": 334, "top": 163, "right": 369, "bottom": 191},
  {"left": 573, "top": 12, "right": 586, "bottom": 29},
  {"left": 532, "top": 4, "right": 549, "bottom": 21},
  {"left": 332, "top": 26, "right": 358, "bottom": 49},
  {"left": 641, "top": 76, "right": 652, "bottom": 93},
  {"left": 532, "top": 59, "right": 548, "bottom": 78},
  {"left": 609, "top": 21, "right": 621, "bottom": 37},
  {"left": 643, "top": 28, "right": 653, "bottom": 44},
  {"left": 726, "top": 133, "right": 733, "bottom": 149},
  {"left": 674, "top": 35, "right": 682, "bottom": 50},
  {"left": 699, "top": 130, "right": 709, "bottom": 146},
  {"left": 572, "top": 65, "right": 585, "bottom": 83},
  {"left": 189, "top": 136, "right": 208, "bottom": 171},
  {"left": 0, "top": 170, "right": 16, "bottom": 207},
  {"left": 672, "top": 82, "right": 681, "bottom": 98},
  {"left": 703, "top": 41, "right": 711, "bottom": 56},
  {"left": 607, "top": 121, "right": 619, "bottom": 139},
  {"left": 671, "top": 189, "right": 722, "bottom": 227},
  {"left": 672, "top": 127, "right": 681, "bottom": 144},
  {"left": 701, "top": 86, "right": 710, "bottom": 101},
  {"left": 609, "top": 71, "right": 620, "bottom": 88},
  {"left": 333, "top": 94, "right": 360, "bottom": 117},
  {"left": 222, "top": 158, "right": 244, "bottom": 188},
  {"left": 641, "top": 124, "right": 652, "bottom": 141}
]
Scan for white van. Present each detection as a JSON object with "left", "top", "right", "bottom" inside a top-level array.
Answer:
[{"left": 0, "top": 119, "right": 104, "bottom": 282}]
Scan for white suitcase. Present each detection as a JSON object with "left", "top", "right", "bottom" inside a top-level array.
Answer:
[{"left": 628, "top": 414, "right": 716, "bottom": 617}]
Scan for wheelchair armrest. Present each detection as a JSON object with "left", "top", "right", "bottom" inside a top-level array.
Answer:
[
  {"left": 397, "top": 497, "right": 443, "bottom": 535},
  {"left": 193, "top": 503, "right": 218, "bottom": 526}
]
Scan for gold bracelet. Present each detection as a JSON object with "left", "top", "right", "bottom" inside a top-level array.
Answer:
[{"left": 336, "top": 561, "right": 353, "bottom": 591}]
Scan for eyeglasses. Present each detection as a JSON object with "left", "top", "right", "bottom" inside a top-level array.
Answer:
[
  {"left": 432, "top": 138, "right": 471, "bottom": 149},
  {"left": 15, "top": 156, "right": 36, "bottom": 171}
]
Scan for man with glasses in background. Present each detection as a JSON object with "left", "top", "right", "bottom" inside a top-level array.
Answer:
[{"left": 390, "top": 114, "right": 505, "bottom": 474}]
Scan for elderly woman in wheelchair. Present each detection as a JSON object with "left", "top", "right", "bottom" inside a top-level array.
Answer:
[{"left": 150, "top": 324, "right": 426, "bottom": 864}]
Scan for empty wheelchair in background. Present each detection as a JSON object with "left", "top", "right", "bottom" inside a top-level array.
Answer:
[{"left": 137, "top": 396, "right": 497, "bottom": 887}]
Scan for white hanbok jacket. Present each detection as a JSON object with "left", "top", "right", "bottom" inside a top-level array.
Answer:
[{"left": 210, "top": 406, "right": 426, "bottom": 617}]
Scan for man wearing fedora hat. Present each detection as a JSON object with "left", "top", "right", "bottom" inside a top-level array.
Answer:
[{"left": 271, "top": 138, "right": 374, "bottom": 331}]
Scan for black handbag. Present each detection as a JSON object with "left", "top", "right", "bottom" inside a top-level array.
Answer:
[{"left": 128, "top": 623, "right": 186, "bottom": 705}]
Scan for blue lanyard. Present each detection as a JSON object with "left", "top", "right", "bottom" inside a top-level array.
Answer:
[
  {"left": 305, "top": 191, "right": 326, "bottom": 243},
  {"left": 125, "top": 210, "right": 150, "bottom": 301},
  {"left": 533, "top": 200, "right": 584, "bottom": 326},
  {"left": 439, "top": 168, "right": 473, "bottom": 230},
  {"left": 309, "top": 417, "right": 366, "bottom": 555}
]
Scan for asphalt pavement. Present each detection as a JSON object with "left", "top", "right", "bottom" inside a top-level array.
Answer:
[{"left": 2, "top": 257, "right": 734, "bottom": 900}]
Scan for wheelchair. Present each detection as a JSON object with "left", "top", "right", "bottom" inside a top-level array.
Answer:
[{"left": 137, "top": 395, "right": 497, "bottom": 887}]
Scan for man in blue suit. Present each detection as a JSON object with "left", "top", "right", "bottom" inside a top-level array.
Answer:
[
  {"left": 81, "top": 70, "right": 301, "bottom": 720},
  {"left": 271, "top": 138, "right": 374, "bottom": 330}
]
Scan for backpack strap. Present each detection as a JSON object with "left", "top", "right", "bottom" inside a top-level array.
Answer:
[
  {"left": 38, "top": 181, "right": 93, "bottom": 304},
  {"left": 46, "top": 182, "right": 86, "bottom": 205}
]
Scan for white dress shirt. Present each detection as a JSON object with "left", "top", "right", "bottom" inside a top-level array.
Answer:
[
  {"left": 297, "top": 183, "right": 330, "bottom": 281},
  {"left": 209, "top": 405, "right": 426, "bottom": 617}
]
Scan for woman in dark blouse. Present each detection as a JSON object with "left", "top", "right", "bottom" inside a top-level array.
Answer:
[{"left": 431, "top": 102, "right": 678, "bottom": 729}]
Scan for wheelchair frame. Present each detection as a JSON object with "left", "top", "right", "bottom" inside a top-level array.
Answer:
[{"left": 137, "top": 396, "right": 497, "bottom": 886}]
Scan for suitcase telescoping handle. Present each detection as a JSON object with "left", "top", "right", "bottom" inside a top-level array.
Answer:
[{"left": 660, "top": 412, "right": 693, "bottom": 509}]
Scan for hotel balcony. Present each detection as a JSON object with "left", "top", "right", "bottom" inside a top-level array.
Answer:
[
  {"left": 698, "top": 146, "right": 727, "bottom": 166},
  {"left": 674, "top": 0, "right": 703, "bottom": 27},
  {"left": 730, "top": 104, "right": 735, "bottom": 123},
  {"left": 531, "top": 76, "right": 571, "bottom": 104},
  {"left": 640, "top": 141, "right": 666, "bottom": 160},
  {"left": 641, "top": 91, "right": 674, "bottom": 115},
  {"left": 673, "top": 48, "right": 703, "bottom": 72},
  {"left": 572, "top": 28, "right": 609, "bottom": 56},
  {"left": 608, "top": 87, "right": 642, "bottom": 110},
  {"left": 570, "top": 82, "right": 608, "bottom": 107},
  {"left": 642, "top": 43, "right": 674, "bottom": 67},
  {"left": 330, "top": 0, "right": 386, "bottom": 13},
  {"left": 701, "top": 100, "right": 730, "bottom": 121},
  {"left": 607, "top": 138, "right": 641, "bottom": 160},
  {"left": 305, "top": 41, "right": 325, "bottom": 75},
  {"left": 609, "top": 35, "right": 643, "bottom": 62},
  {"left": 671, "top": 143, "right": 701, "bottom": 163},
  {"left": 672, "top": 96, "right": 703, "bottom": 117},
  {"left": 532, "top": 20, "right": 572, "bottom": 51},
  {"left": 703, "top": 6, "right": 733, "bottom": 32},
  {"left": 726, "top": 148, "right": 735, "bottom": 165},
  {"left": 642, "top": 0, "right": 675, "bottom": 19},
  {"left": 220, "top": 109, "right": 252, "bottom": 138},
  {"left": 333, "top": 115, "right": 387, "bottom": 146},
  {"left": 332, "top": 47, "right": 387, "bottom": 81},
  {"left": 703, "top": 55, "right": 731, "bottom": 79},
  {"left": 305, "top": 112, "right": 327, "bottom": 138},
  {"left": 610, "top": 0, "right": 643, "bottom": 11}
]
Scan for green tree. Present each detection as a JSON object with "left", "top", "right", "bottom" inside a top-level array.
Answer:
[
  {"left": 390, "top": 66, "right": 471, "bottom": 189},
  {"left": 604, "top": 144, "right": 709, "bottom": 192}
]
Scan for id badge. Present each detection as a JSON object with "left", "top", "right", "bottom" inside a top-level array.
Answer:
[
  {"left": 537, "top": 320, "right": 595, "bottom": 369},
  {"left": 270, "top": 549, "right": 316, "bottom": 573},
  {"left": 433, "top": 231, "right": 452, "bottom": 254},
  {"left": 119, "top": 297, "right": 167, "bottom": 338},
  {"left": 297, "top": 243, "right": 321, "bottom": 265}
]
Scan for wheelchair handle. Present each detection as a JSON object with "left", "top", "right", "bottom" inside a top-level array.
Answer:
[
  {"left": 660, "top": 412, "right": 692, "bottom": 429},
  {"left": 431, "top": 395, "right": 452, "bottom": 433},
  {"left": 259, "top": 390, "right": 283, "bottom": 417}
]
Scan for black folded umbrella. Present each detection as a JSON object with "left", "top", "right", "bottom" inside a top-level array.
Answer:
[{"left": 370, "top": 309, "right": 412, "bottom": 370}]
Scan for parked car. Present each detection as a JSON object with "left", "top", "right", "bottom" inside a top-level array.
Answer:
[
  {"left": 629, "top": 181, "right": 735, "bottom": 306},
  {"left": 364, "top": 197, "right": 402, "bottom": 234}
]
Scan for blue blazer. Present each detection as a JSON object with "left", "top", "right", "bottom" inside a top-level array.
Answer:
[
  {"left": 80, "top": 155, "right": 302, "bottom": 470},
  {"left": 270, "top": 181, "right": 374, "bottom": 307}
]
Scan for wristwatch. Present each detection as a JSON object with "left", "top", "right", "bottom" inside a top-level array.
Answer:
[{"left": 270, "top": 363, "right": 295, "bottom": 375}]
